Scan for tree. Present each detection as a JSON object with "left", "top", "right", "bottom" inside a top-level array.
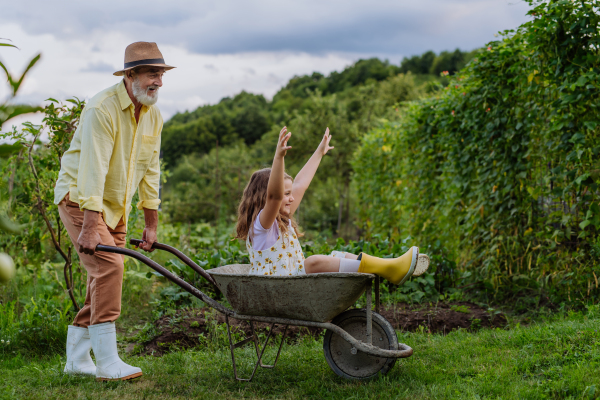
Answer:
[
  {"left": 399, "top": 50, "right": 436, "bottom": 75},
  {"left": 2, "top": 99, "right": 85, "bottom": 310}
]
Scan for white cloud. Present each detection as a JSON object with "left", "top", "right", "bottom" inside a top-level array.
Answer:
[
  {"left": 0, "top": 23, "right": 359, "bottom": 122},
  {"left": 1, "top": 0, "right": 531, "bottom": 55},
  {"left": 0, "top": 0, "right": 531, "bottom": 126}
]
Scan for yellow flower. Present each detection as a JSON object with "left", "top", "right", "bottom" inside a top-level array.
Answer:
[
  {"left": 293, "top": 234, "right": 297, "bottom": 239},
  {"left": 270, "top": 247, "right": 276, "bottom": 251},
  {"left": 287, "top": 252, "right": 292, "bottom": 258},
  {"left": 257, "top": 251, "right": 262, "bottom": 256},
  {"left": 281, "top": 244, "right": 286, "bottom": 249},
  {"left": 278, "top": 254, "right": 283, "bottom": 258}
]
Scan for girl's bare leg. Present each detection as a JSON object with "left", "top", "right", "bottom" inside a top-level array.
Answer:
[
  {"left": 304, "top": 255, "right": 341, "bottom": 273},
  {"left": 304, "top": 253, "right": 359, "bottom": 273}
]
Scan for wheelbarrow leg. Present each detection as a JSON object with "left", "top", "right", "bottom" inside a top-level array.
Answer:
[
  {"left": 255, "top": 324, "right": 288, "bottom": 369},
  {"left": 225, "top": 315, "right": 261, "bottom": 381},
  {"left": 366, "top": 280, "right": 372, "bottom": 345},
  {"left": 225, "top": 315, "right": 248, "bottom": 381},
  {"left": 375, "top": 276, "right": 380, "bottom": 314},
  {"left": 225, "top": 317, "right": 288, "bottom": 381}
]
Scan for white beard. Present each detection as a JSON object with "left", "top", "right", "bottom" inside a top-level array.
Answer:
[{"left": 132, "top": 78, "right": 159, "bottom": 106}]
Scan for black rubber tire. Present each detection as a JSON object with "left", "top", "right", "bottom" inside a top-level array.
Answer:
[{"left": 323, "top": 309, "right": 398, "bottom": 380}]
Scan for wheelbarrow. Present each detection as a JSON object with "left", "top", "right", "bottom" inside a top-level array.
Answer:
[{"left": 96, "top": 239, "right": 413, "bottom": 381}]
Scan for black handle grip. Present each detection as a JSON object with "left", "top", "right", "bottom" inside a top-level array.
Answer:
[{"left": 130, "top": 238, "right": 155, "bottom": 248}]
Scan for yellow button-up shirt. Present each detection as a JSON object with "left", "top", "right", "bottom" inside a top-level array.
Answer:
[{"left": 54, "top": 80, "right": 162, "bottom": 229}]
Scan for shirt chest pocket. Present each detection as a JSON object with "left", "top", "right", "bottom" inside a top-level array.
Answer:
[{"left": 138, "top": 135, "right": 159, "bottom": 163}]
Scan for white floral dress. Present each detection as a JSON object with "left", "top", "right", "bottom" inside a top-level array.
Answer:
[{"left": 247, "top": 222, "right": 306, "bottom": 276}]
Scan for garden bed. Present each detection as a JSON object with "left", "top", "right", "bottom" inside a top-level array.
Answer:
[{"left": 137, "top": 301, "right": 506, "bottom": 356}]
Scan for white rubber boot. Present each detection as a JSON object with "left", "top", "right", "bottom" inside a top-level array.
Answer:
[
  {"left": 64, "top": 325, "right": 96, "bottom": 376},
  {"left": 88, "top": 322, "right": 142, "bottom": 381}
]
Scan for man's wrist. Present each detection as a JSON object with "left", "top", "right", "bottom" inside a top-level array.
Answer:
[{"left": 82, "top": 209, "right": 100, "bottom": 230}]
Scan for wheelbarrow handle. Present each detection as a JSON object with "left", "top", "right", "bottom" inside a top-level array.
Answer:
[
  {"left": 128, "top": 239, "right": 218, "bottom": 289},
  {"left": 129, "top": 238, "right": 147, "bottom": 248},
  {"left": 95, "top": 244, "right": 233, "bottom": 316}
]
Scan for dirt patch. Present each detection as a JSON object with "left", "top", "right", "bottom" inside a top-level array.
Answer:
[
  {"left": 136, "top": 302, "right": 506, "bottom": 356},
  {"left": 138, "top": 309, "right": 322, "bottom": 356},
  {"left": 378, "top": 301, "right": 506, "bottom": 334}
]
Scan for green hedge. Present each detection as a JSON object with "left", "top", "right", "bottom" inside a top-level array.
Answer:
[{"left": 354, "top": 0, "right": 600, "bottom": 308}]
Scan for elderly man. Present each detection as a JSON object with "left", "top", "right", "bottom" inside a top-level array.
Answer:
[{"left": 54, "top": 42, "right": 174, "bottom": 381}]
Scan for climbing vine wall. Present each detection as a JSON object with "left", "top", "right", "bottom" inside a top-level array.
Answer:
[{"left": 355, "top": 0, "right": 600, "bottom": 307}]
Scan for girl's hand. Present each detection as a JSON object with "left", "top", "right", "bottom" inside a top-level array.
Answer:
[
  {"left": 317, "top": 127, "right": 334, "bottom": 156},
  {"left": 275, "top": 126, "right": 292, "bottom": 158}
]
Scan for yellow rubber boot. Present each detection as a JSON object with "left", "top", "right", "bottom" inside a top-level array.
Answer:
[{"left": 358, "top": 246, "right": 419, "bottom": 285}]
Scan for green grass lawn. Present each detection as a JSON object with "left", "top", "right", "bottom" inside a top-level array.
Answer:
[{"left": 1, "top": 313, "right": 599, "bottom": 400}]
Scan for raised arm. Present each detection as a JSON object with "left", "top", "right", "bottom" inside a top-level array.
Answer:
[
  {"left": 289, "top": 128, "right": 333, "bottom": 216},
  {"left": 259, "top": 127, "right": 292, "bottom": 229}
]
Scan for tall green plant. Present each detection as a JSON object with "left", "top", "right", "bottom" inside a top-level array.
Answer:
[
  {"left": 1, "top": 99, "right": 85, "bottom": 310},
  {"left": 0, "top": 39, "right": 42, "bottom": 274},
  {"left": 355, "top": 0, "right": 600, "bottom": 308}
]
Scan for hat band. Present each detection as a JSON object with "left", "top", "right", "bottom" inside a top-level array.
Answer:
[{"left": 123, "top": 58, "right": 165, "bottom": 69}]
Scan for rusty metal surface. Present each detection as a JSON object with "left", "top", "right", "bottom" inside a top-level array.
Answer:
[{"left": 209, "top": 264, "right": 376, "bottom": 322}]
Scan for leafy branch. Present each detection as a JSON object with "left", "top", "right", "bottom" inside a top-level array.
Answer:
[{"left": 0, "top": 39, "right": 82, "bottom": 310}]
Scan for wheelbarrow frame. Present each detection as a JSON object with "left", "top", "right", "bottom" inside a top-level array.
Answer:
[{"left": 96, "top": 240, "right": 413, "bottom": 381}]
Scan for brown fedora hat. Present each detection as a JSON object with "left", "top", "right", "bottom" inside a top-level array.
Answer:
[{"left": 113, "top": 42, "right": 175, "bottom": 76}]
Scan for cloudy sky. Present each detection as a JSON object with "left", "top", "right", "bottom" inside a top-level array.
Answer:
[{"left": 1, "top": 0, "right": 530, "bottom": 123}]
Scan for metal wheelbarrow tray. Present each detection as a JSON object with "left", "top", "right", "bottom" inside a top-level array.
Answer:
[{"left": 97, "top": 240, "right": 413, "bottom": 381}]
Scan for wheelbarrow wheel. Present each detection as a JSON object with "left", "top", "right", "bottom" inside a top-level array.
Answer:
[{"left": 323, "top": 309, "right": 398, "bottom": 380}]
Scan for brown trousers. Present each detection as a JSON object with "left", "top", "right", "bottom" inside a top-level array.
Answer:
[{"left": 58, "top": 194, "right": 126, "bottom": 327}]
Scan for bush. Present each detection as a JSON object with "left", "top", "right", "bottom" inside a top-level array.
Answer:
[
  {"left": 0, "top": 298, "right": 71, "bottom": 357},
  {"left": 354, "top": 0, "right": 600, "bottom": 308}
]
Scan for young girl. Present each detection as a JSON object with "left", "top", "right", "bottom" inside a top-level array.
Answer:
[{"left": 235, "top": 126, "right": 429, "bottom": 284}]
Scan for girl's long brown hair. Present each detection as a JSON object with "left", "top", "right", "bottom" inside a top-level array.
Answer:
[{"left": 236, "top": 168, "right": 302, "bottom": 241}]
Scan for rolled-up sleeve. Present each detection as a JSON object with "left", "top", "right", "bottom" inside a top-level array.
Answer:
[
  {"left": 137, "top": 135, "right": 161, "bottom": 210},
  {"left": 77, "top": 107, "right": 114, "bottom": 212}
]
